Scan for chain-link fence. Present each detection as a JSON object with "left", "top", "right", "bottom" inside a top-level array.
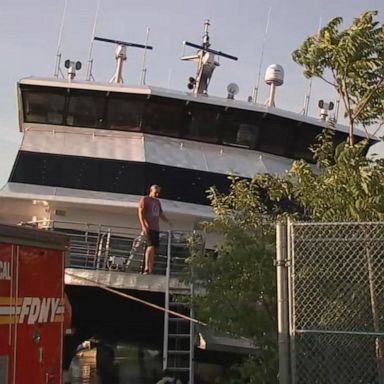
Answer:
[{"left": 288, "top": 222, "right": 384, "bottom": 384}]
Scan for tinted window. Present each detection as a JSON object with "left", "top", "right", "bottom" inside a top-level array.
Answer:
[
  {"left": 66, "top": 90, "right": 107, "bottom": 128},
  {"left": 22, "top": 86, "right": 66, "bottom": 125},
  {"left": 183, "top": 102, "right": 222, "bottom": 143},
  {"left": 290, "top": 123, "right": 319, "bottom": 161},
  {"left": 107, "top": 93, "right": 145, "bottom": 131},
  {"left": 19, "top": 85, "right": 359, "bottom": 163},
  {"left": 257, "top": 116, "right": 294, "bottom": 156},
  {"left": 10, "top": 151, "right": 232, "bottom": 206},
  {"left": 142, "top": 96, "right": 184, "bottom": 137},
  {"left": 222, "top": 108, "right": 260, "bottom": 148}
]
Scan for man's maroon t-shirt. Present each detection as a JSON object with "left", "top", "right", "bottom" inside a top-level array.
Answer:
[{"left": 139, "top": 196, "right": 163, "bottom": 231}]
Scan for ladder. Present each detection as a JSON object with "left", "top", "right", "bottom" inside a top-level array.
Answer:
[
  {"left": 163, "top": 231, "right": 195, "bottom": 384},
  {"left": 95, "top": 229, "right": 111, "bottom": 270}
]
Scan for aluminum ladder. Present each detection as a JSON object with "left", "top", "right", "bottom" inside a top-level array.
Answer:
[{"left": 163, "top": 231, "right": 195, "bottom": 384}]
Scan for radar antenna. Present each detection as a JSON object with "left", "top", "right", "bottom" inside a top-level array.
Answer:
[
  {"left": 94, "top": 36, "right": 153, "bottom": 83},
  {"left": 85, "top": 0, "right": 102, "bottom": 81},
  {"left": 181, "top": 20, "right": 238, "bottom": 95},
  {"left": 53, "top": 0, "right": 68, "bottom": 78},
  {"left": 251, "top": 6, "right": 272, "bottom": 103},
  {"left": 140, "top": 28, "right": 151, "bottom": 85}
]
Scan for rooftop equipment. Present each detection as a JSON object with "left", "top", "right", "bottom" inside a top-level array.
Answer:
[
  {"left": 265, "top": 64, "right": 284, "bottom": 107},
  {"left": 181, "top": 20, "right": 238, "bottom": 95},
  {"left": 318, "top": 99, "right": 335, "bottom": 121},
  {"left": 94, "top": 36, "right": 153, "bottom": 83},
  {"left": 64, "top": 59, "right": 82, "bottom": 80}
]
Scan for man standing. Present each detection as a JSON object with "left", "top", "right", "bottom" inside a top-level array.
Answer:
[{"left": 138, "top": 185, "right": 171, "bottom": 274}]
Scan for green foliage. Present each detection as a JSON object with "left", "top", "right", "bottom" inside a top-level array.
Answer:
[
  {"left": 187, "top": 177, "right": 278, "bottom": 383},
  {"left": 188, "top": 10, "right": 384, "bottom": 383},
  {"left": 292, "top": 10, "right": 384, "bottom": 137},
  {"left": 290, "top": 125, "right": 384, "bottom": 222},
  {"left": 188, "top": 126, "right": 384, "bottom": 382}
]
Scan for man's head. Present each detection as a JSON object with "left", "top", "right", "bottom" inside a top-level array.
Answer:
[{"left": 149, "top": 184, "right": 161, "bottom": 197}]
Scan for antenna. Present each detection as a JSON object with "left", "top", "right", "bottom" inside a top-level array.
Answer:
[
  {"left": 227, "top": 83, "right": 239, "bottom": 99},
  {"left": 251, "top": 6, "right": 272, "bottom": 103},
  {"left": 86, "top": 0, "right": 102, "bottom": 81},
  {"left": 301, "top": 78, "right": 313, "bottom": 115},
  {"left": 302, "top": 17, "right": 322, "bottom": 115},
  {"left": 54, "top": 0, "right": 68, "bottom": 78},
  {"left": 335, "top": 95, "right": 341, "bottom": 122},
  {"left": 140, "top": 28, "right": 150, "bottom": 85},
  {"left": 318, "top": 99, "right": 334, "bottom": 121},
  {"left": 94, "top": 36, "right": 153, "bottom": 83},
  {"left": 64, "top": 60, "right": 82, "bottom": 80},
  {"left": 265, "top": 64, "right": 284, "bottom": 107},
  {"left": 181, "top": 20, "right": 238, "bottom": 95}
]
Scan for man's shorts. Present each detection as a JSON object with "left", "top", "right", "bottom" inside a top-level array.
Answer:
[{"left": 147, "top": 229, "right": 160, "bottom": 248}]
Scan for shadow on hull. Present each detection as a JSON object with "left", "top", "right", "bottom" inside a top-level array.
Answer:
[{"left": 63, "top": 285, "right": 165, "bottom": 383}]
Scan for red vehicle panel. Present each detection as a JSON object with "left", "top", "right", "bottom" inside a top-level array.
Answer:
[{"left": 0, "top": 225, "right": 68, "bottom": 384}]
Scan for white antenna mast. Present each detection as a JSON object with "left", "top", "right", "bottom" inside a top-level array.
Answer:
[
  {"left": 54, "top": 0, "right": 68, "bottom": 78},
  {"left": 251, "top": 6, "right": 272, "bottom": 103},
  {"left": 94, "top": 36, "right": 153, "bottom": 83},
  {"left": 181, "top": 20, "right": 238, "bottom": 95},
  {"left": 302, "top": 17, "right": 322, "bottom": 115},
  {"left": 86, "top": 0, "right": 102, "bottom": 81},
  {"left": 335, "top": 95, "right": 341, "bottom": 122},
  {"left": 140, "top": 27, "right": 150, "bottom": 85},
  {"left": 302, "top": 78, "right": 313, "bottom": 115}
]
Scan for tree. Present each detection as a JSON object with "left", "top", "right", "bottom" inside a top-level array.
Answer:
[
  {"left": 188, "top": 178, "right": 279, "bottom": 383},
  {"left": 292, "top": 10, "right": 384, "bottom": 145},
  {"left": 188, "top": 10, "right": 384, "bottom": 383},
  {"left": 190, "top": 130, "right": 384, "bottom": 382}
]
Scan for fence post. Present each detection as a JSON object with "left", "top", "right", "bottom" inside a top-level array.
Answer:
[{"left": 276, "top": 221, "right": 290, "bottom": 384}]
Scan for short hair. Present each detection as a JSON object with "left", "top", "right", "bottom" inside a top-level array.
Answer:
[{"left": 150, "top": 184, "right": 161, "bottom": 191}]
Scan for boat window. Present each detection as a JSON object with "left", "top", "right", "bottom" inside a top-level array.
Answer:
[
  {"left": 183, "top": 102, "right": 222, "bottom": 143},
  {"left": 18, "top": 85, "right": 360, "bottom": 164},
  {"left": 107, "top": 93, "right": 145, "bottom": 131},
  {"left": 10, "top": 151, "right": 233, "bottom": 206},
  {"left": 142, "top": 96, "right": 184, "bottom": 137},
  {"left": 22, "top": 86, "right": 66, "bottom": 125},
  {"left": 290, "top": 123, "right": 320, "bottom": 162},
  {"left": 66, "top": 90, "right": 107, "bottom": 128},
  {"left": 222, "top": 109, "right": 260, "bottom": 148},
  {"left": 257, "top": 115, "right": 294, "bottom": 157}
]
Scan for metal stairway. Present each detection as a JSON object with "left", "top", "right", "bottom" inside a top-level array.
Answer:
[{"left": 163, "top": 231, "right": 195, "bottom": 384}]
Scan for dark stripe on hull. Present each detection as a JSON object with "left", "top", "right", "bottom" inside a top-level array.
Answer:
[{"left": 10, "top": 151, "right": 237, "bottom": 206}]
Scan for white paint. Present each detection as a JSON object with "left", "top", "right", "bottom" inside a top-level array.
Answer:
[
  {"left": 17, "top": 297, "right": 62, "bottom": 324},
  {"left": 0, "top": 260, "right": 11, "bottom": 280}
]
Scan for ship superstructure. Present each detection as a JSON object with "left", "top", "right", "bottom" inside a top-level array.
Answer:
[
  {"left": 0, "top": 77, "right": 366, "bottom": 232},
  {"left": 0, "top": 20, "right": 370, "bottom": 235},
  {"left": 0, "top": 21, "right": 375, "bottom": 383}
]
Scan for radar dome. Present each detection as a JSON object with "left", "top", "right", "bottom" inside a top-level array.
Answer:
[
  {"left": 227, "top": 82, "right": 239, "bottom": 95},
  {"left": 265, "top": 64, "right": 284, "bottom": 86}
]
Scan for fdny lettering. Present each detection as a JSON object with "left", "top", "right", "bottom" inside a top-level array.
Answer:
[
  {"left": 0, "top": 261, "right": 11, "bottom": 280},
  {"left": 19, "top": 297, "right": 61, "bottom": 324}
]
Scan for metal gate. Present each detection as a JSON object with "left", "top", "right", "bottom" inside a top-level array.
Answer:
[{"left": 281, "top": 221, "right": 384, "bottom": 384}]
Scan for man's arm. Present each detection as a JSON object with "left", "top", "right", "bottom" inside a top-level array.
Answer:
[
  {"left": 138, "top": 198, "right": 149, "bottom": 233},
  {"left": 158, "top": 200, "right": 172, "bottom": 227}
]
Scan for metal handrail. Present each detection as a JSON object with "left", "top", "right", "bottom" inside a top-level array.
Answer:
[{"left": 20, "top": 219, "right": 204, "bottom": 276}]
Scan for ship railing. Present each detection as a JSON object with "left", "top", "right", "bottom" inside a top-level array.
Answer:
[{"left": 18, "top": 219, "right": 204, "bottom": 277}]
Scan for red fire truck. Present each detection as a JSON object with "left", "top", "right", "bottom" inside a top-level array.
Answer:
[{"left": 0, "top": 224, "right": 70, "bottom": 384}]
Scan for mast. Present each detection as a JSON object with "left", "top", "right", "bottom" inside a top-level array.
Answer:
[
  {"left": 94, "top": 36, "right": 153, "bottom": 84},
  {"left": 181, "top": 20, "right": 238, "bottom": 95}
]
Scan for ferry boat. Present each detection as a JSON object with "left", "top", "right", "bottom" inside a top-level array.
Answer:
[{"left": 0, "top": 20, "right": 373, "bottom": 384}]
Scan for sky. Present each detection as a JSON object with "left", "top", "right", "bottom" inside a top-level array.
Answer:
[{"left": 0, "top": 0, "right": 383, "bottom": 186}]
